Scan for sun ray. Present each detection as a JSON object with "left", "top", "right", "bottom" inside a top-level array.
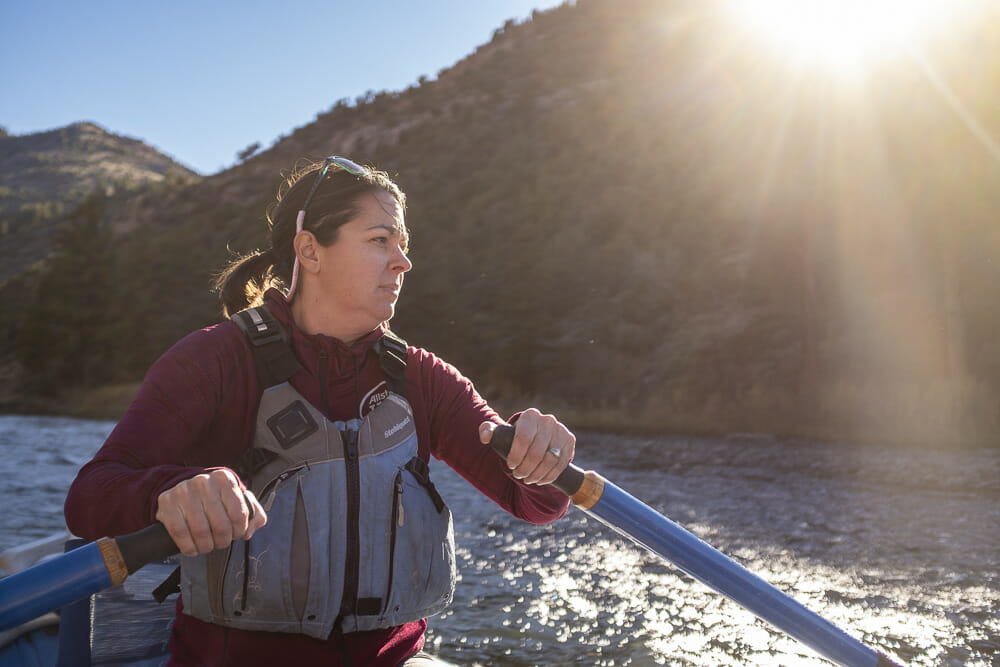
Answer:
[{"left": 907, "top": 49, "right": 1000, "bottom": 166}]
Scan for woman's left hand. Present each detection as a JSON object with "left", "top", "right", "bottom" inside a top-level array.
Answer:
[{"left": 479, "top": 409, "right": 575, "bottom": 485}]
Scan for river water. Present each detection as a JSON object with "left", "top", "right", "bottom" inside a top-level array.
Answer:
[{"left": 1, "top": 415, "right": 997, "bottom": 665}]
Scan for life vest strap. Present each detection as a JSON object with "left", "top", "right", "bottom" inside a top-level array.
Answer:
[
  {"left": 375, "top": 330, "right": 408, "bottom": 397},
  {"left": 231, "top": 305, "right": 302, "bottom": 387}
]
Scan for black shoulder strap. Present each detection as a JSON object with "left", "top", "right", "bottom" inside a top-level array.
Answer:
[
  {"left": 231, "top": 305, "right": 302, "bottom": 387},
  {"left": 374, "top": 330, "right": 408, "bottom": 397}
]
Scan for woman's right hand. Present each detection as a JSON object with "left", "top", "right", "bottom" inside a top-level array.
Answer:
[{"left": 154, "top": 469, "right": 267, "bottom": 557}]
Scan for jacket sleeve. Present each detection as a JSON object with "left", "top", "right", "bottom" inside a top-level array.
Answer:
[
  {"left": 64, "top": 324, "right": 257, "bottom": 540},
  {"left": 407, "top": 347, "right": 570, "bottom": 525}
]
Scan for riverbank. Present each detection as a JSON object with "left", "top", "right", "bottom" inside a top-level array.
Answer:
[
  {"left": 0, "top": 383, "right": 142, "bottom": 422},
  {"left": 4, "top": 376, "right": 997, "bottom": 449},
  {"left": 492, "top": 376, "right": 999, "bottom": 450}
]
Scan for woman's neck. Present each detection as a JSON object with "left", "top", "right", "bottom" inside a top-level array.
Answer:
[{"left": 289, "top": 295, "right": 370, "bottom": 346}]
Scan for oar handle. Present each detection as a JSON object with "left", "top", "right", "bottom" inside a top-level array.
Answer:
[
  {"left": 488, "top": 423, "right": 587, "bottom": 499},
  {"left": 116, "top": 522, "right": 180, "bottom": 574}
]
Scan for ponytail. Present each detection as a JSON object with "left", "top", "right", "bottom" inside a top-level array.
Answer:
[{"left": 213, "top": 248, "right": 282, "bottom": 317}]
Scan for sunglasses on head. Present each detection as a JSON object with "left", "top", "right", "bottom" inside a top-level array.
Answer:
[
  {"left": 298, "top": 156, "right": 368, "bottom": 218},
  {"left": 285, "top": 156, "right": 368, "bottom": 301}
]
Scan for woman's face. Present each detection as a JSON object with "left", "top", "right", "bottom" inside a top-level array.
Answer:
[{"left": 309, "top": 190, "right": 411, "bottom": 335}]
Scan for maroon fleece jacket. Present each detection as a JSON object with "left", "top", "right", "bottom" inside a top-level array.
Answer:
[{"left": 65, "top": 288, "right": 568, "bottom": 666}]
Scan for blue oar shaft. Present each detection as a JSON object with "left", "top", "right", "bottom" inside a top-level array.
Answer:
[
  {"left": 0, "top": 541, "right": 114, "bottom": 632},
  {"left": 582, "top": 473, "right": 888, "bottom": 666},
  {"left": 487, "top": 425, "right": 900, "bottom": 667},
  {"left": 0, "top": 523, "right": 177, "bottom": 633}
]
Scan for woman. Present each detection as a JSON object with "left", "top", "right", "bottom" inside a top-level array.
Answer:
[{"left": 65, "top": 156, "right": 576, "bottom": 666}]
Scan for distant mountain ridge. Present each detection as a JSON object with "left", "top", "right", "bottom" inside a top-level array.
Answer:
[
  {"left": 0, "top": 121, "right": 198, "bottom": 280},
  {"left": 2, "top": 0, "right": 999, "bottom": 447}
]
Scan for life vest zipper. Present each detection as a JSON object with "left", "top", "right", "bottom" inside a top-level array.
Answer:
[
  {"left": 258, "top": 467, "right": 300, "bottom": 512},
  {"left": 341, "top": 426, "right": 361, "bottom": 618},
  {"left": 339, "top": 354, "right": 365, "bottom": 620}
]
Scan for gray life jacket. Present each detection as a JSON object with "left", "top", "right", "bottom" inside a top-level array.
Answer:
[{"left": 178, "top": 306, "right": 456, "bottom": 638}]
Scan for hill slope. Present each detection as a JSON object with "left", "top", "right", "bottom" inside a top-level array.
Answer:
[
  {"left": 0, "top": 121, "right": 198, "bottom": 280},
  {"left": 3, "top": 0, "right": 999, "bottom": 446}
]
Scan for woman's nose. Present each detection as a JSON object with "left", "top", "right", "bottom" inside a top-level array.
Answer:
[{"left": 393, "top": 246, "right": 412, "bottom": 273}]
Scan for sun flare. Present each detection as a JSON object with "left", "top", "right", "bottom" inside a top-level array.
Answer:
[{"left": 727, "top": 0, "right": 977, "bottom": 73}]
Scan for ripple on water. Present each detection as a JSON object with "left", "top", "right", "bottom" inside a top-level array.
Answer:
[{"left": 3, "top": 417, "right": 997, "bottom": 665}]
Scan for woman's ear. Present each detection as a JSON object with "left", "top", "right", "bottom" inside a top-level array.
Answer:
[{"left": 293, "top": 231, "right": 321, "bottom": 274}]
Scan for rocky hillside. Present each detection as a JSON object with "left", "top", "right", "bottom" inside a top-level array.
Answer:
[
  {"left": 0, "top": 121, "right": 198, "bottom": 280},
  {"left": 3, "top": 0, "right": 999, "bottom": 446}
]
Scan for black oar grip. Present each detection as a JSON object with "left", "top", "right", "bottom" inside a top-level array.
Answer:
[
  {"left": 115, "top": 523, "right": 180, "bottom": 575},
  {"left": 488, "top": 423, "right": 586, "bottom": 498}
]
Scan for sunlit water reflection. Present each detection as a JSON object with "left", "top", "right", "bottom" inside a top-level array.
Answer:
[
  {"left": 426, "top": 433, "right": 999, "bottom": 666},
  {"left": 1, "top": 417, "right": 997, "bottom": 665}
]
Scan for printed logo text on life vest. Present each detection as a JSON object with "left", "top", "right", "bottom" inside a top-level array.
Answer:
[{"left": 385, "top": 416, "right": 411, "bottom": 439}]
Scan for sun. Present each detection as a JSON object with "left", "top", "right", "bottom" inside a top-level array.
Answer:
[{"left": 726, "top": 0, "right": 976, "bottom": 74}]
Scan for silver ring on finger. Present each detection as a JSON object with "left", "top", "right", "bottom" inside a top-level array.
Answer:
[{"left": 547, "top": 447, "right": 561, "bottom": 458}]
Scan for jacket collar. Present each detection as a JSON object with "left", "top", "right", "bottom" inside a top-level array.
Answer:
[{"left": 262, "top": 288, "right": 387, "bottom": 360}]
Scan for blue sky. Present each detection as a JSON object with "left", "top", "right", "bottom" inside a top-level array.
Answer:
[{"left": 0, "top": 1, "right": 565, "bottom": 175}]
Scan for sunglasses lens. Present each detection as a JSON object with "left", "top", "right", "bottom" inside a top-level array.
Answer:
[
  {"left": 330, "top": 156, "right": 366, "bottom": 176},
  {"left": 299, "top": 156, "right": 367, "bottom": 215}
]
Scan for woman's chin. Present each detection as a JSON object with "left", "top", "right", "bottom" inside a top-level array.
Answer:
[{"left": 372, "top": 303, "right": 396, "bottom": 327}]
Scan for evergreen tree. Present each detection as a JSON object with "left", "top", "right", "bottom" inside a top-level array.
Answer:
[{"left": 17, "top": 190, "right": 113, "bottom": 391}]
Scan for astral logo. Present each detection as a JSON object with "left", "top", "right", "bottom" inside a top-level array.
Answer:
[{"left": 360, "top": 381, "right": 389, "bottom": 416}]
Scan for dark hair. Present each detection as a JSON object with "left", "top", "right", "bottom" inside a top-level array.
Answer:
[{"left": 214, "top": 159, "right": 406, "bottom": 316}]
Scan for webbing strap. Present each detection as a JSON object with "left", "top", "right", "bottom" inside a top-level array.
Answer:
[
  {"left": 152, "top": 566, "right": 180, "bottom": 603},
  {"left": 375, "top": 330, "right": 408, "bottom": 397},
  {"left": 333, "top": 620, "right": 354, "bottom": 667},
  {"left": 405, "top": 457, "right": 445, "bottom": 513},
  {"left": 231, "top": 306, "right": 302, "bottom": 387}
]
